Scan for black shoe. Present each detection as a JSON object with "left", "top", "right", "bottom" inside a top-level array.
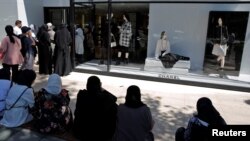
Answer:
[
  {"left": 124, "top": 59, "right": 129, "bottom": 64},
  {"left": 115, "top": 60, "right": 120, "bottom": 65},
  {"left": 99, "top": 60, "right": 104, "bottom": 65}
]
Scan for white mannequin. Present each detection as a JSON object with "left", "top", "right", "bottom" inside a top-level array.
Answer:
[
  {"left": 116, "top": 14, "right": 132, "bottom": 65},
  {"left": 155, "top": 31, "right": 171, "bottom": 60},
  {"left": 216, "top": 18, "right": 228, "bottom": 70}
]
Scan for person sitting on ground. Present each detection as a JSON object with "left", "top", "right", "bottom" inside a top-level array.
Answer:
[
  {"left": 31, "top": 74, "right": 73, "bottom": 134},
  {"left": 0, "top": 69, "right": 36, "bottom": 127},
  {"left": 0, "top": 68, "right": 12, "bottom": 119},
  {"left": 175, "top": 97, "right": 226, "bottom": 141},
  {"left": 73, "top": 76, "right": 117, "bottom": 141},
  {"left": 113, "top": 85, "right": 154, "bottom": 141}
]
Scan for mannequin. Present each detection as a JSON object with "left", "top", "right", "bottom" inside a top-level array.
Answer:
[
  {"left": 155, "top": 31, "right": 189, "bottom": 68},
  {"left": 155, "top": 31, "right": 171, "bottom": 60},
  {"left": 100, "top": 13, "right": 118, "bottom": 64},
  {"left": 116, "top": 14, "right": 132, "bottom": 65},
  {"left": 213, "top": 17, "right": 229, "bottom": 70}
]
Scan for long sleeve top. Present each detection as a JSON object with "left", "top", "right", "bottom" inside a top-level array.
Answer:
[
  {"left": 0, "top": 84, "right": 34, "bottom": 127},
  {"left": 0, "top": 36, "right": 24, "bottom": 65},
  {"left": 155, "top": 39, "right": 171, "bottom": 58}
]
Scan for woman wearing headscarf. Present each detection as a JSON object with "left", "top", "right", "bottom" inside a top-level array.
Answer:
[
  {"left": 32, "top": 74, "right": 73, "bottom": 133},
  {"left": 75, "top": 24, "right": 84, "bottom": 64},
  {"left": 36, "top": 24, "right": 52, "bottom": 74},
  {"left": 73, "top": 76, "right": 117, "bottom": 141},
  {"left": 0, "top": 25, "right": 23, "bottom": 82},
  {"left": 175, "top": 97, "right": 226, "bottom": 141},
  {"left": 54, "top": 24, "right": 72, "bottom": 76},
  {"left": 113, "top": 85, "right": 154, "bottom": 141}
]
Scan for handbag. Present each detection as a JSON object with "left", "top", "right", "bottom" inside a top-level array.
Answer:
[
  {"left": 212, "top": 44, "right": 228, "bottom": 56},
  {"left": 111, "top": 33, "right": 117, "bottom": 48}
]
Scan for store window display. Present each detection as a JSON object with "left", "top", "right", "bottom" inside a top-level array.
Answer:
[
  {"left": 116, "top": 14, "right": 132, "bottom": 65},
  {"left": 155, "top": 31, "right": 189, "bottom": 68},
  {"left": 212, "top": 17, "right": 229, "bottom": 70}
]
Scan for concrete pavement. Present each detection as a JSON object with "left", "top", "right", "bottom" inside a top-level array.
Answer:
[{"left": 1, "top": 68, "right": 250, "bottom": 141}]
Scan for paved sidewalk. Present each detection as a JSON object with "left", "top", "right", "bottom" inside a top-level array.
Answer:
[{"left": 1, "top": 69, "right": 250, "bottom": 141}]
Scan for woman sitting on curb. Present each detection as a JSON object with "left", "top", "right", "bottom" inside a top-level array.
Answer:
[{"left": 31, "top": 74, "right": 73, "bottom": 134}]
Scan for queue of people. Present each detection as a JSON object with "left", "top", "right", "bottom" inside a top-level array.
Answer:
[
  {"left": 0, "top": 20, "right": 73, "bottom": 79},
  {"left": 0, "top": 20, "right": 228, "bottom": 141}
]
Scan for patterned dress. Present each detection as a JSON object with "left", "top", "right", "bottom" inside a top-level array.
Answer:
[
  {"left": 32, "top": 88, "right": 73, "bottom": 133},
  {"left": 119, "top": 21, "right": 132, "bottom": 47}
]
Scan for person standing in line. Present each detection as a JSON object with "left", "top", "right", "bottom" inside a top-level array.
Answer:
[
  {"left": 0, "top": 25, "right": 23, "bottom": 82},
  {"left": 47, "top": 23, "right": 55, "bottom": 59},
  {"left": 54, "top": 24, "right": 72, "bottom": 76},
  {"left": 20, "top": 26, "right": 36, "bottom": 70},
  {"left": 14, "top": 20, "right": 22, "bottom": 36},
  {"left": 36, "top": 24, "right": 52, "bottom": 74},
  {"left": 75, "top": 24, "right": 84, "bottom": 64}
]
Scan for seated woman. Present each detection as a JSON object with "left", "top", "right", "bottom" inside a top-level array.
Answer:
[
  {"left": 0, "top": 68, "right": 12, "bottom": 119},
  {"left": 175, "top": 97, "right": 226, "bottom": 141},
  {"left": 73, "top": 76, "right": 117, "bottom": 141},
  {"left": 113, "top": 85, "right": 154, "bottom": 141},
  {"left": 32, "top": 74, "right": 73, "bottom": 133},
  {"left": 155, "top": 31, "right": 189, "bottom": 68},
  {"left": 0, "top": 69, "right": 36, "bottom": 127}
]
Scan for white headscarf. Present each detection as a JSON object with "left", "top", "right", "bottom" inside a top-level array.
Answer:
[{"left": 44, "top": 74, "right": 62, "bottom": 95}]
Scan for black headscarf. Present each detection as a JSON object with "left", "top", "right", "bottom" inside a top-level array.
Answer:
[
  {"left": 196, "top": 97, "right": 226, "bottom": 126},
  {"left": 125, "top": 85, "right": 145, "bottom": 108}
]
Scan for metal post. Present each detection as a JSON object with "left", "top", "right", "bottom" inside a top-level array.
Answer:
[
  {"left": 70, "top": 0, "right": 76, "bottom": 69},
  {"left": 107, "top": 0, "right": 112, "bottom": 71}
]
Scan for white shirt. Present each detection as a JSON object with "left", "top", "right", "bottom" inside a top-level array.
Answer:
[
  {"left": 13, "top": 26, "right": 22, "bottom": 35},
  {"left": 155, "top": 39, "right": 171, "bottom": 59}
]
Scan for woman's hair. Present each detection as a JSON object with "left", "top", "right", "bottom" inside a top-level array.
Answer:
[
  {"left": 5, "top": 25, "right": 15, "bottom": 43},
  {"left": 160, "top": 31, "right": 166, "bottom": 39},
  {"left": 196, "top": 97, "right": 225, "bottom": 125},
  {"left": 125, "top": 85, "right": 145, "bottom": 108},
  {"left": 86, "top": 76, "right": 101, "bottom": 93},
  {"left": 16, "top": 69, "right": 36, "bottom": 87},
  {"left": 123, "top": 13, "right": 130, "bottom": 22},
  {"left": 0, "top": 68, "right": 11, "bottom": 80}
]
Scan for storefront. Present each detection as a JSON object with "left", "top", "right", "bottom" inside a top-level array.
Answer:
[{"left": 44, "top": 0, "right": 250, "bottom": 90}]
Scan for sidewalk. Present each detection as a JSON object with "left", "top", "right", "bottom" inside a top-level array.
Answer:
[{"left": 1, "top": 68, "right": 250, "bottom": 141}]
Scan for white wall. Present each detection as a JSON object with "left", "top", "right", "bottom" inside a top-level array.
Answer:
[
  {"left": 0, "top": 0, "right": 43, "bottom": 41},
  {"left": 148, "top": 3, "right": 250, "bottom": 75},
  {"left": 43, "top": 0, "right": 69, "bottom": 7},
  {"left": 22, "top": 0, "right": 44, "bottom": 27},
  {"left": 0, "top": 0, "right": 18, "bottom": 40}
]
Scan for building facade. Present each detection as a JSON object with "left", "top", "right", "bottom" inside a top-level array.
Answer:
[{"left": 1, "top": 0, "right": 250, "bottom": 90}]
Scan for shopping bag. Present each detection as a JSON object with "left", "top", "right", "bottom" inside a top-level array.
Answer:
[
  {"left": 212, "top": 44, "right": 225, "bottom": 56},
  {"left": 111, "top": 33, "right": 117, "bottom": 48}
]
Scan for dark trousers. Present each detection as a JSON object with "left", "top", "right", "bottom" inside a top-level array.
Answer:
[{"left": 2, "top": 63, "right": 19, "bottom": 82}]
